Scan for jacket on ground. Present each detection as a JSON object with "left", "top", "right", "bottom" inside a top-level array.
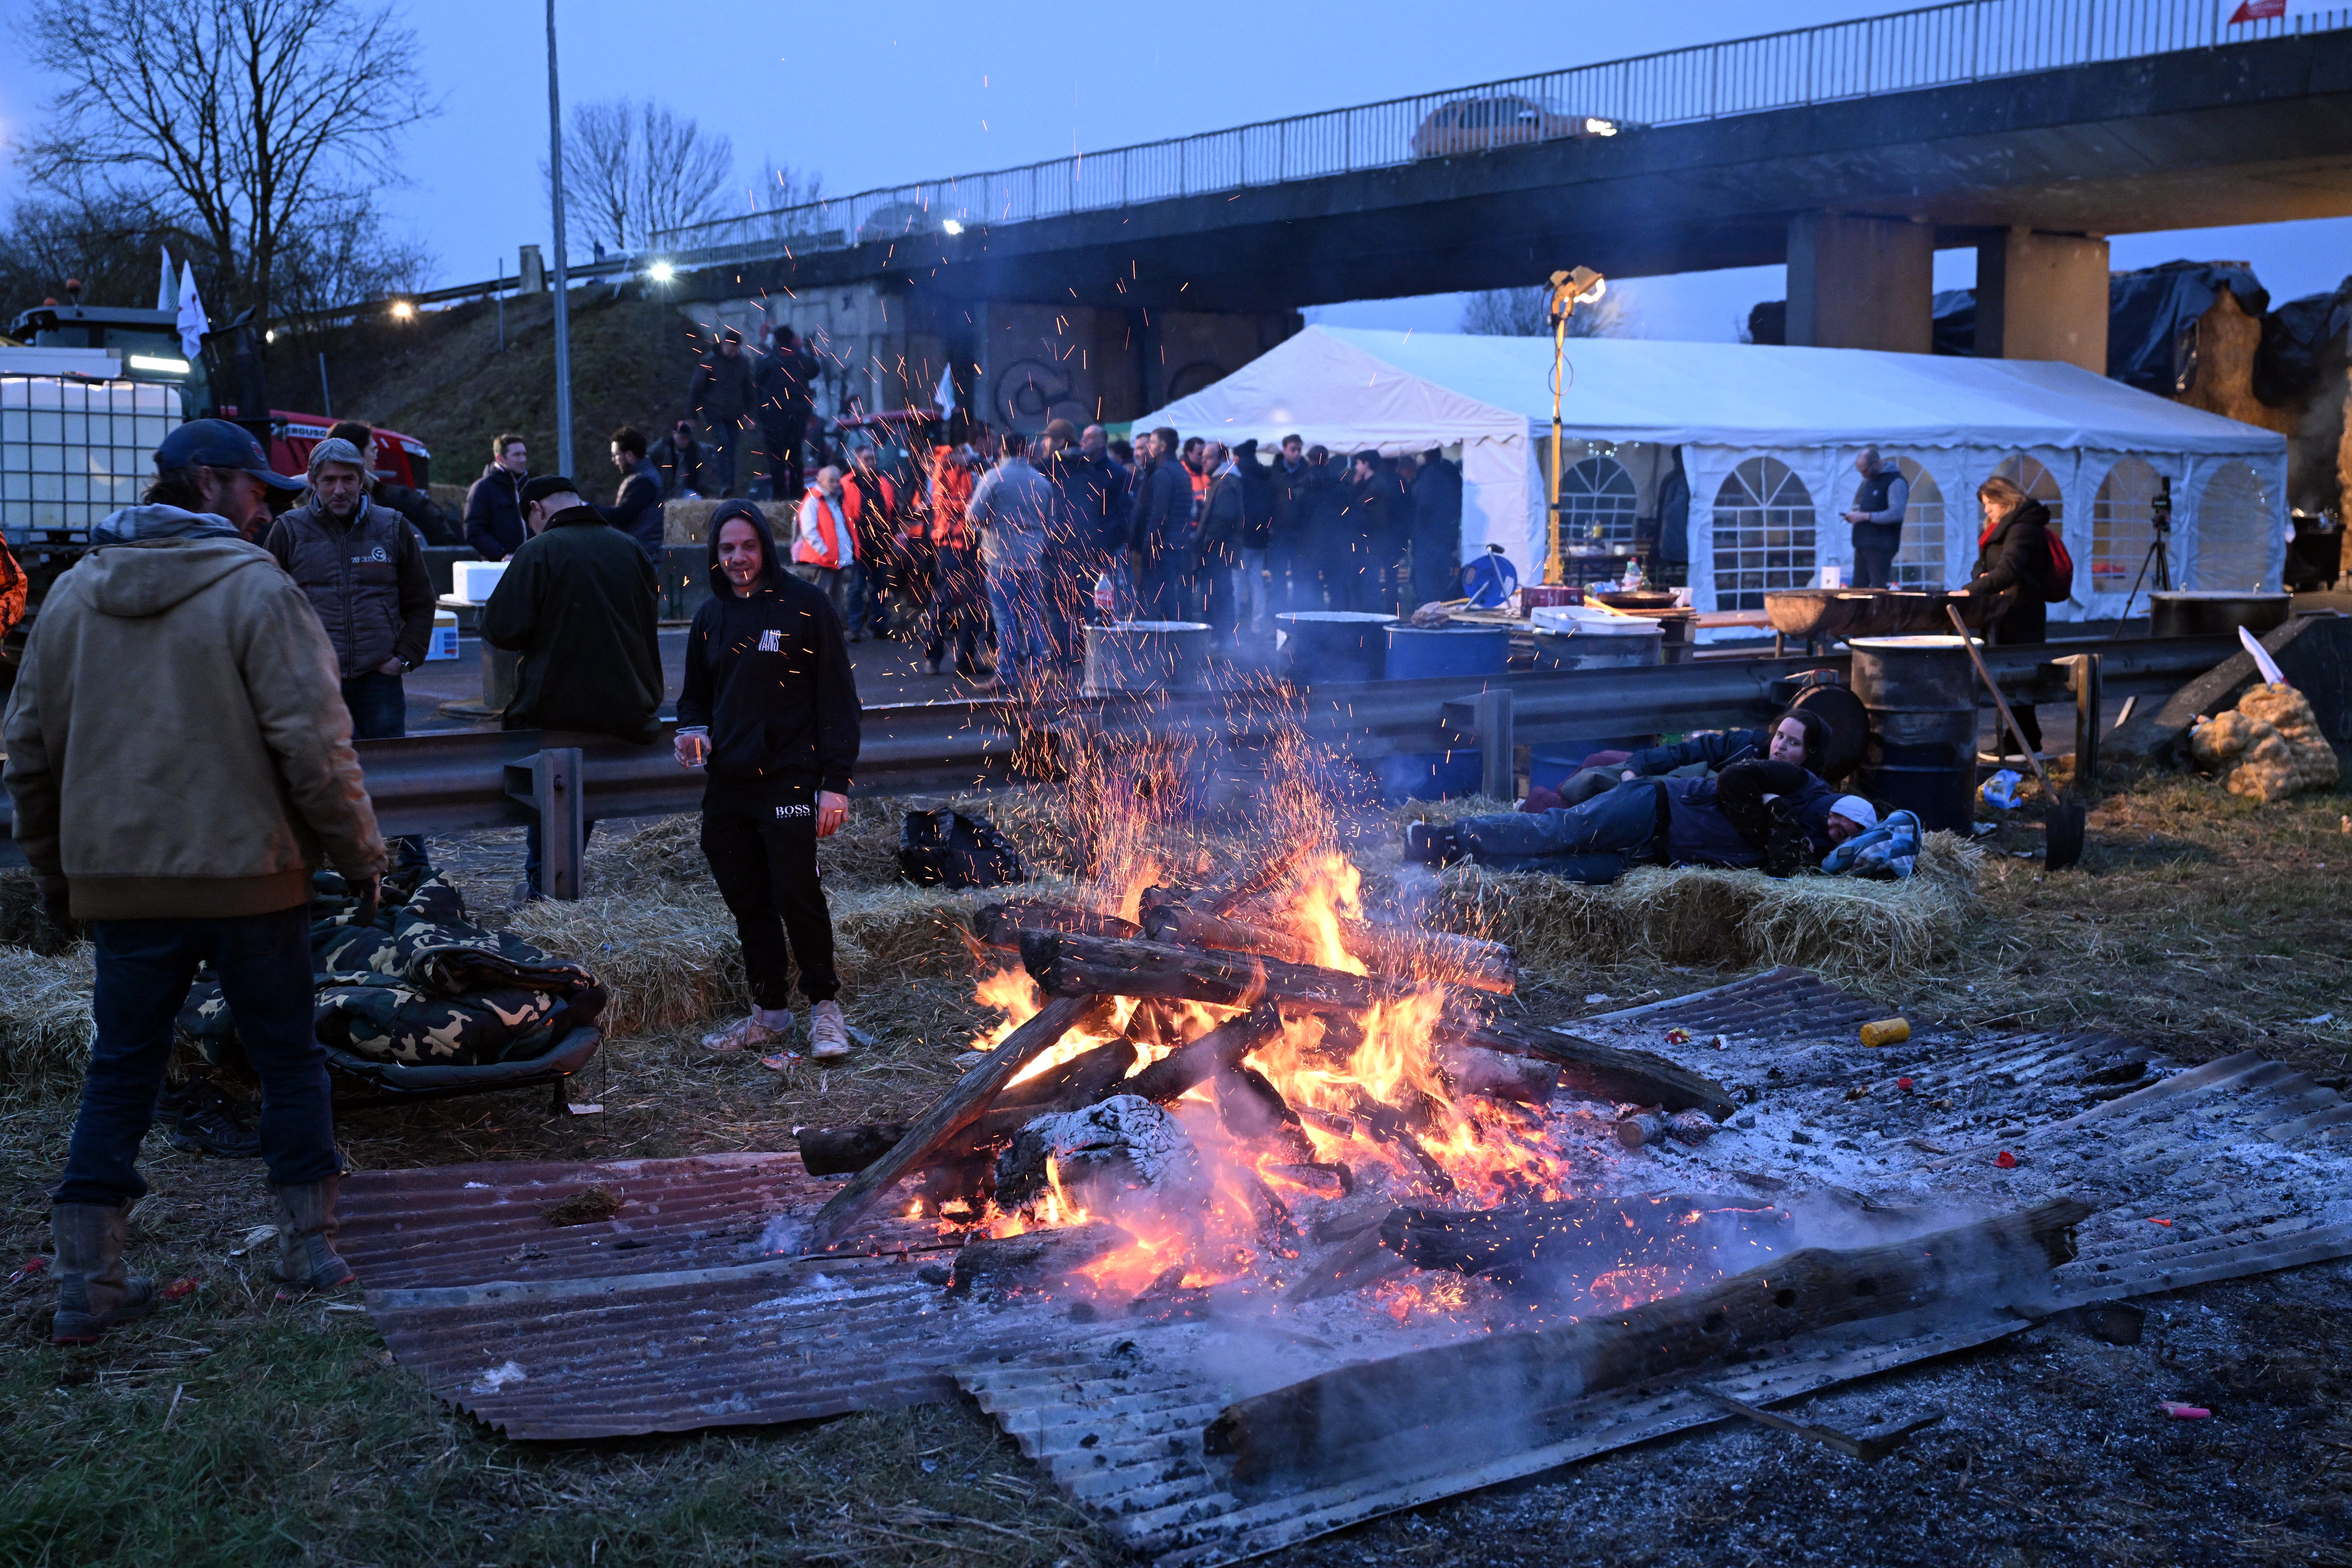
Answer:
[
  {"left": 264, "top": 495, "right": 435, "bottom": 678},
  {"left": 463, "top": 464, "right": 528, "bottom": 560},
  {"left": 3, "top": 506, "right": 385, "bottom": 919},
  {"left": 677, "top": 504, "right": 860, "bottom": 794},
  {"left": 479, "top": 506, "right": 664, "bottom": 742}
]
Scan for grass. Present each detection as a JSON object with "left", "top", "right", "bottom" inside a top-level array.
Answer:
[{"left": 2, "top": 755, "right": 2349, "bottom": 1566}]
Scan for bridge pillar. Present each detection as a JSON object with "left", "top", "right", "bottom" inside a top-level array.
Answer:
[
  {"left": 1975, "top": 229, "right": 2109, "bottom": 372},
  {"left": 1785, "top": 213, "right": 1933, "bottom": 354}
]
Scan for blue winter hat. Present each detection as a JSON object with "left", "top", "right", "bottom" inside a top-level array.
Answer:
[{"left": 154, "top": 418, "right": 305, "bottom": 490}]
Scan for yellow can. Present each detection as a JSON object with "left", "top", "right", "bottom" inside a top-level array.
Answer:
[{"left": 1859, "top": 1018, "right": 1911, "bottom": 1048}]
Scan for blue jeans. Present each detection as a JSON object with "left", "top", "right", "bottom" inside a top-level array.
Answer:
[
  {"left": 343, "top": 670, "right": 427, "bottom": 873},
  {"left": 1454, "top": 780, "right": 1663, "bottom": 881},
  {"left": 986, "top": 567, "right": 1052, "bottom": 694},
  {"left": 58, "top": 908, "right": 336, "bottom": 1206}
]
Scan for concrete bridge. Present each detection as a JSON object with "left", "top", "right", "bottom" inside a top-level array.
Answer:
[{"left": 654, "top": 0, "right": 2352, "bottom": 432}]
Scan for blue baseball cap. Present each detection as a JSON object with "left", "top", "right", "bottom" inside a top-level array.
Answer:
[{"left": 154, "top": 418, "right": 306, "bottom": 490}]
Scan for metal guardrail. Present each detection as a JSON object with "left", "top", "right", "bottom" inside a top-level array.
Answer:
[
  {"left": 0, "top": 634, "right": 2238, "bottom": 874},
  {"left": 648, "top": 0, "right": 2352, "bottom": 266}
]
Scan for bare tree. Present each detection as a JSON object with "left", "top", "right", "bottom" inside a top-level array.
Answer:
[
  {"left": 0, "top": 187, "right": 206, "bottom": 312},
  {"left": 17, "top": 0, "right": 437, "bottom": 322},
  {"left": 271, "top": 197, "right": 434, "bottom": 342},
  {"left": 1459, "top": 283, "right": 1628, "bottom": 339},
  {"left": 551, "top": 98, "right": 735, "bottom": 253}
]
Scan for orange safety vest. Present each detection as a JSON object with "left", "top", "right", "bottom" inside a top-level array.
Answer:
[
  {"left": 795, "top": 492, "right": 853, "bottom": 568},
  {"left": 928, "top": 446, "right": 974, "bottom": 550}
]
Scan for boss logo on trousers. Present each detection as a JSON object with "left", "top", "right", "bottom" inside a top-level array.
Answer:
[{"left": 775, "top": 803, "right": 814, "bottom": 818}]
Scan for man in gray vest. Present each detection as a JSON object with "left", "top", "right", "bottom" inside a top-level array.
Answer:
[
  {"left": 1842, "top": 447, "right": 1910, "bottom": 589},
  {"left": 265, "top": 437, "right": 435, "bottom": 868},
  {"left": 264, "top": 437, "right": 436, "bottom": 740}
]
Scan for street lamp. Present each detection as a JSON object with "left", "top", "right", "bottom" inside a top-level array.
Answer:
[
  {"left": 941, "top": 218, "right": 964, "bottom": 236},
  {"left": 389, "top": 299, "right": 416, "bottom": 321},
  {"left": 646, "top": 260, "right": 676, "bottom": 283},
  {"left": 1546, "top": 266, "right": 1607, "bottom": 586}
]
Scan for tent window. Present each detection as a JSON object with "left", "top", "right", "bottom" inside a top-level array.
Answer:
[
  {"left": 1890, "top": 457, "right": 1946, "bottom": 590},
  {"left": 2194, "top": 461, "right": 2273, "bottom": 591},
  {"left": 1562, "top": 455, "right": 1639, "bottom": 549},
  {"left": 1712, "top": 456, "right": 1816, "bottom": 610},
  {"left": 2092, "top": 457, "right": 2162, "bottom": 594},
  {"left": 1993, "top": 454, "right": 2064, "bottom": 524}
]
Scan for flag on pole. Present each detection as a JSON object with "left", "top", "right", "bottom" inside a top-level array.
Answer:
[
  {"left": 934, "top": 364, "right": 956, "bottom": 417},
  {"left": 175, "top": 263, "right": 209, "bottom": 360},
  {"left": 156, "top": 248, "right": 177, "bottom": 312}
]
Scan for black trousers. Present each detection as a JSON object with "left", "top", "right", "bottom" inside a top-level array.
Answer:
[{"left": 701, "top": 780, "right": 838, "bottom": 1007}]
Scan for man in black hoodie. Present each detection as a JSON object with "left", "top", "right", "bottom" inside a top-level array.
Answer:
[{"left": 675, "top": 500, "right": 862, "bottom": 1061}]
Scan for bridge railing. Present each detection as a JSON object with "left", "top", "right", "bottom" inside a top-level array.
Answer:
[{"left": 652, "top": 0, "right": 2349, "bottom": 267}]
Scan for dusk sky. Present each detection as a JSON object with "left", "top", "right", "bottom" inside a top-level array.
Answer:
[{"left": 3, "top": 0, "right": 2346, "bottom": 338}]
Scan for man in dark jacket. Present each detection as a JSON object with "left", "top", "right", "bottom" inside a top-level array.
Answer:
[
  {"left": 1195, "top": 443, "right": 1246, "bottom": 642},
  {"left": 1232, "top": 439, "right": 1275, "bottom": 639},
  {"left": 650, "top": 419, "right": 717, "bottom": 501},
  {"left": 675, "top": 499, "right": 861, "bottom": 1059},
  {"left": 604, "top": 426, "right": 665, "bottom": 567},
  {"left": 1039, "top": 419, "right": 1121, "bottom": 662},
  {"left": 481, "top": 474, "right": 665, "bottom": 899},
  {"left": 1409, "top": 448, "right": 1465, "bottom": 609},
  {"left": 1842, "top": 447, "right": 1910, "bottom": 589},
  {"left": 1350, "top": 451, "right": 1409, "bottom": 614},
  {"left": 1968, "top": 475, "right": 2055, "bottom": 759},
  {"left": 1131, "top": 427, "right": 1198, "bottom": 621},
  {"left": 1408, "top": 760, "right": 1869, "bottom": 882},
  {"left": 688, "top": 328, "right": 757, "bottom": 497},
  {"left": 754, "top": 323, "right": 822, "bottom": 500},
  {"left": 264, "top": 438, "right": 435, "bottom": 741},
  {"left": 463, "top": 432, "right": 530, "bottom": 560},
  {"left": 1300, "top": 446, "right": 1350, "bottom": 610},
  {"left": 1268, "top": 435, "right": 1314, "bottom": 613}
]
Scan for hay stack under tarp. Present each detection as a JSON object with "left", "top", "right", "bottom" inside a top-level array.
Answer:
[
  {"left": 1439, "top": 831, "right": 1983, "bottom": 982},
  {"left": 0, "top": 945, "right": 95, "bottom": 1102}
]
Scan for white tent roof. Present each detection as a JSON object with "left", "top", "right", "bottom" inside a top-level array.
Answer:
[{"left": 1136, "top": 326, "right": 2286, "bottom": 457}]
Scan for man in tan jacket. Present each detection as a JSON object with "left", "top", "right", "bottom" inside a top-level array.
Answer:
[{"left": 3, "top": 419, "right": 387, "bottom": 1345}]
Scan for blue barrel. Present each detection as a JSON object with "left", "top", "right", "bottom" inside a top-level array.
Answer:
[
  {"left": 1385, "top": 625, "right": 1508, "bottom": 680},
  {"left": 1379, "top": 749, "right": 1483, "bottom": 803},
  {"left": 1277, "top": 611, "right": 1394, "bottom": 683}
]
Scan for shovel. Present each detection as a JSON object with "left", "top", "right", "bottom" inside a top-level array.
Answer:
[{"left": 1946, "top": 607, "right": 2086, "bottom": 870}]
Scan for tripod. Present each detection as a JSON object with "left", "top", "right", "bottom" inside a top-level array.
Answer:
[{"left": 2116, "top": 475, "right": 2173, "bottom": 635}]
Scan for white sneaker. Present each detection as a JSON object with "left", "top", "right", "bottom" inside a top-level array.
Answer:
[
  {"left": 702, "top": 1013, "right": 791, "bottom": 1052},
  {"left": 809, "top": 1001, "right": 851, "bottom": 1060}
]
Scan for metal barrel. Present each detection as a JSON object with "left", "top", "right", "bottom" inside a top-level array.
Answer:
[
  {"left": 2148, "top": 591, "right": 2290, "bottom": 639},
  {"left": 1847, "top": 635, "right": 1979, "bottom": 833},
  {"left": 1277, "top": 610, "right": 1393, "bottom": 683},
  {"left": 1082, "top": 621, "right": 1212, "bottom": 694}
]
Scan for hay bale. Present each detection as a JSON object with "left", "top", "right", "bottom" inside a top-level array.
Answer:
[
  {"left": 0, "top": 944, "right": 95, "bottom": 1101},
  {"left": 508, "top": 893, "right": 743, "bottom": 1037},
  {"left": 1437, "top": 830, "right": 1982, "bottom": 982}
]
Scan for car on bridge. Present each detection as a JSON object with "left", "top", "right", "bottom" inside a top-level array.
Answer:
[{"left": 1410, "top": 95, "right": 1623, "bottom": 158}]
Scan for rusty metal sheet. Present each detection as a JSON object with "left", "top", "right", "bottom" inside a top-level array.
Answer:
[
  {"left": 1577, "top": 965, "right": 1881, "bottom": 1041},
  {"left": 338, "top": 1153, "right": 937, "bottom": 1291}
]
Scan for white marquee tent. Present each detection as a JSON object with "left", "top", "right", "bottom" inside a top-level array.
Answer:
[{"left": 1133, "top": 326, "right": 2289, "bottom": 620}]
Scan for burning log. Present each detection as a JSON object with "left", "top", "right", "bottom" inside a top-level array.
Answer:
[
  {"left": 809, "top": 992, "right": 1099, "bottom": 1246},
  {"left": 970, "top": 901, "right": 1141, "bottom": 951},
  {"left": 1123, "top": 1002, "right": 1284, "bottom": 1103},
  {"left": 1286, "top": 1223, "right": 1415, "bottom": 1303},
  {"left": 794, "top": 1037, "right": 1142, "bottom": 1179},
  {"left": 947, "top": 1220, "right": 1134, "bottom": 1295},
  {"left": 1435, "top": 1017, "right": 1737, "bottom": 1123},
  {"left": 1139, "top": 904, "right": 1519, "bottom": 996},
  {"left": 1377, "top": 1194, "right": 1789, "bottom": 1280},
  {"left": 1147, "top": 841, "right": 1310, "bottom": 918},
  {"left": 1018, "top": 931, "right": 1730, "bottom": 1120},
  {"left": 1206, "top": 1197, "right": 2093, "bottom": 1486}
]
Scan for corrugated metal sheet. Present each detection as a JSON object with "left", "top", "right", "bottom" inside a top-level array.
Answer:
[{"left": 1577, "top": 965, "right": 1882, "bottom": 1040}]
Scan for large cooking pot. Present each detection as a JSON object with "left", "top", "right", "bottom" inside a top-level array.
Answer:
[{"left": 2148, "top": 591, "right": 2291, "bottom": 639}]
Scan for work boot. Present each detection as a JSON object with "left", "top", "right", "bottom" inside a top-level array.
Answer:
[
  {"left": 270, "top": 1176, "right": 356, "bottom": 1295},
  {"left": 1762, "top": 800, "right": 1811, "bottom": 879},
  {"left": 1403, "top": 821, "right": 1464, "bottom": 869},
  {"left": 50, "top": 1203, "right": 156, "bottom": 1346},
  {"left": 809, "top": 1000, "right": 852, "bottom": 1060}
]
